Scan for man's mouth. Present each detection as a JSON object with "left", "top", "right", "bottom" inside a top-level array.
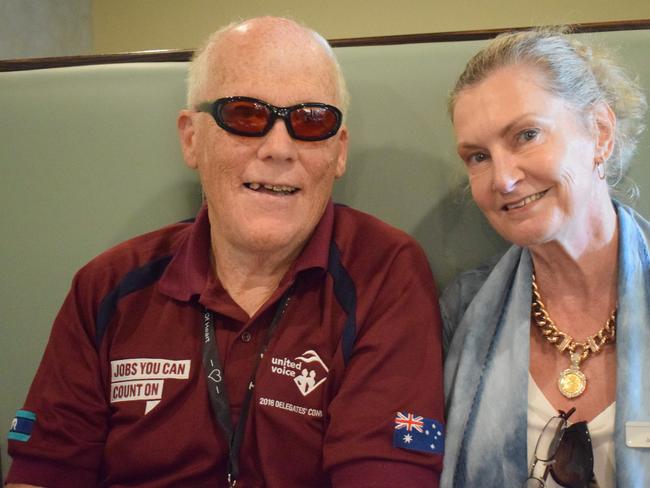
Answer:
[
  {"left": 503, "top": 190, "right": 548, "bottom": 211},
  {"left": 244, "top": 182, "right": 299, "bottom": 196}
]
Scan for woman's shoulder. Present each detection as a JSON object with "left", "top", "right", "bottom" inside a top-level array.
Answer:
[
  {"left": 439, "top": 253, "right": 504, "bottom": 352},
  {"left": 615, "top": 199, "right": 650, "bottom": 230}
]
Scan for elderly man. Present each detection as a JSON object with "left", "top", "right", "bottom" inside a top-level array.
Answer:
[{"left": 7, "top": 17, "right": 444, "bottom": 487}]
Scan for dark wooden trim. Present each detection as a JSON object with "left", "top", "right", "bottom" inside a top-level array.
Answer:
[
  {"left": 2, "top": 19, "right": 649, "bottom": 72},
  {"left": 329, "top": 18, "right": 650, "bottom": 47},
  {"left": 0, "top": 50, "right": 194, "bottom": 72}
]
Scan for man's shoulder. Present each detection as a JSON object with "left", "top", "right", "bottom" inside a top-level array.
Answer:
[
  {"left": 75, "top": 219, "right": 193, "bottom": 286},
  {"left": 330, "top": 204, "right": 433, "bottom": 286},
  {"left": 332, "top": 204, "right": 418, "bottom": 247}
]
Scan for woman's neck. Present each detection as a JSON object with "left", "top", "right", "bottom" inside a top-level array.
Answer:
[{"left": 529, "top": 199, "right": 619, "bottom": 337}]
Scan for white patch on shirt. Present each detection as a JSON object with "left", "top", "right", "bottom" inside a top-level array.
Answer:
[{"left": 110, "top": 358, "right": 191, "bottom": 414}]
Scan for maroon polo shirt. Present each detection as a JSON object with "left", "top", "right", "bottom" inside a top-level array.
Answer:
[{"left": 8, "top": 201, "right": 444, "bottom": 487}]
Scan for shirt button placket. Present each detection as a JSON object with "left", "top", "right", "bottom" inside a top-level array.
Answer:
[{"left": 240, "top": 331, "right": 252, "bottom": 343}]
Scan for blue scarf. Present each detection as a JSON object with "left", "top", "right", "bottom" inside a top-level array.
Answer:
[{"left": 441, "top": 202, "right": 650, "bottom": 487}]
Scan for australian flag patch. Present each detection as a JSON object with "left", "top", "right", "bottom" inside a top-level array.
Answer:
[
  {"left": 8, "top": 410, "right": 36, "bottom": 442},
  {"left": 393, "top": 411, "right": 444, "bottom": 454}
]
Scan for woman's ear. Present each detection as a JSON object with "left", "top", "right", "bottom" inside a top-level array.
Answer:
[{"left": 592, "top": 101, "right": 617, "bottom": 162}]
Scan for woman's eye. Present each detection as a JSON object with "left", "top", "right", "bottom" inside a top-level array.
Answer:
[
  {"left": 519, "top": 128, "right": 539, "bottom": 142},
  {"left": 469, "top": 152, "right": 489, "bottom": 164}
]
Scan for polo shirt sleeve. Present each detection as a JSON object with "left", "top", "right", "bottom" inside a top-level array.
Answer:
[
  {"left": 324, "top": 239, "right": 444, "bottom": 487},
  {"left": 7, "top": 270, "right": 108, "bottom": 486}
]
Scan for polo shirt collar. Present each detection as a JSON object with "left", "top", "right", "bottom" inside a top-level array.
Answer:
[
  {"left": 158, "top": 204, "right": 212, "bottom": 302},
  {"left": 159, "top": 200, "right": 334, "bottom": 304}
]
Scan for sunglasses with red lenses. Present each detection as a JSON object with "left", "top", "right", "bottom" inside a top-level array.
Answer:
[
  {"left": 195, "top": 96, "right": 343, "bottom": 142},
  {"left": 525, "top": 408, "right": 596, "bottom": 488}
]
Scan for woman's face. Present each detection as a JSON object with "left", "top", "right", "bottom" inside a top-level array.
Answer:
[{"left": 452, "top": 64, "right": 613, "bottom": 248}]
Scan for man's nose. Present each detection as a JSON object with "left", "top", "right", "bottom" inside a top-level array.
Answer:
[
  {"left": 257, "top": 119, "right": 298, "bottom": 163},
  {"left": 491, "top": 150, "right": 524, "bottom": 194}
]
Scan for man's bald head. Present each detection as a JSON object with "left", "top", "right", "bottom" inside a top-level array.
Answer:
[{"left": 186, "top": 17, "right": 349, "bottom": 115}]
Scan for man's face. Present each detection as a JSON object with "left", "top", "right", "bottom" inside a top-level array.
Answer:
[{"left": 179, "top": 27, "right": 348, "bottom": 260}]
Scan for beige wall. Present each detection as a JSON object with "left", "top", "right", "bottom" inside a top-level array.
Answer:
[
  {"left": 1, "top": 0, "right": 91, "bottom": 60},
  {"left": 92, "top": 0, "right": 650, "bottom": 54}
]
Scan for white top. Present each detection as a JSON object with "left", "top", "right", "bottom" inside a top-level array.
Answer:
[{"left": 527, "top": 373, "right": 616, "bottom": 487}]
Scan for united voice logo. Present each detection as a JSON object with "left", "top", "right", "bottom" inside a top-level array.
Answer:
[{"left": 270, "top": 349, "right": 329, "bottom": 396}]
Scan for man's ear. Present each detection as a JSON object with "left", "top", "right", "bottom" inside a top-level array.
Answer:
[
  {"left": 177, "top": 109, "right": 198, "bottom": 169},
  {"left": 334, "top": 126, "right": 348, "bottom": 179},
  {"left": 592, "top": 101, "right": 616, "bottom": 162}
]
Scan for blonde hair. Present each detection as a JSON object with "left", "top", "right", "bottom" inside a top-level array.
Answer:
[{"left": 449, "top": 27, "right": 647, "bottom": 190}]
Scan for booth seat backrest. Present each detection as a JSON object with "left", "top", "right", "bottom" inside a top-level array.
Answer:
[{"left": 1, "top": 29, "right": 650, "bottom": 473}]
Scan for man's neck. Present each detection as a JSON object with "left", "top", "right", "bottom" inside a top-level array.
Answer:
[{"left": 210, "top": 236, "right": 303, "bottom": 317}]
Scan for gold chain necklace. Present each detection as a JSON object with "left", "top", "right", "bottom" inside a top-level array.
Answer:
[{"left": 531, "top": 272, "right": 616, "bottom": 399}]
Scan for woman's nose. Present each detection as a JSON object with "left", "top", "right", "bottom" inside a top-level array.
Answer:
[{"left": 491, "top": 151, "right": 524, "bottom": 194}]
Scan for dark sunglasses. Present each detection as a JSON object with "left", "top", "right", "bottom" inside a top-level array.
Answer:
[
  {"left": 525, "top": 408, "right": 596, "bottom": 488},
  {"left": 195, "top": 96, "right": 343, "bottom": 141}
]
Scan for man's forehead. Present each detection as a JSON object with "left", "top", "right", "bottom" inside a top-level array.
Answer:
[
  {"left": 203, "top": 28, "right": 338, "bottom": 102},
  {"left": 212, "top": 18, "right": 325, "bottom": 60},
  {"left": 225, "top": 17, "right": 321, "bottom": 46}
]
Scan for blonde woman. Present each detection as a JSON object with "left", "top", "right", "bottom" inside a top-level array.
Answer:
[{"left": 442, "top": 29, "right": 648, "bottom": 487}]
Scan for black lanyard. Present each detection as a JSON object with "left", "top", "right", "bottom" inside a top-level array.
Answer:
[{"left": 201, "top": 285, "right": 294, "bottom": 487}]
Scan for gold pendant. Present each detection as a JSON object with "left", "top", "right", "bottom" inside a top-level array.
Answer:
[{"left": 557, "top": 352, "right": 586, "bottom": 398}]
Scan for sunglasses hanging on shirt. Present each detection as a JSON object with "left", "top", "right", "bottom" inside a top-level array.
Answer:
[
  {"left": 195, "top": 96, "right": 343, "bottom": 141},
  {"left": 525, "top": 407, "right": 598, "bottom": 488}
]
